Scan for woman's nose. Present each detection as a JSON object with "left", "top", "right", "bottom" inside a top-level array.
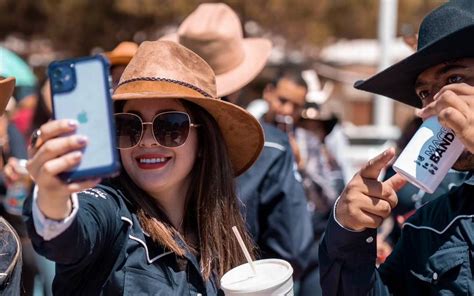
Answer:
[{"left": 139, "top": 124, "right": 158, "bottom": 147}]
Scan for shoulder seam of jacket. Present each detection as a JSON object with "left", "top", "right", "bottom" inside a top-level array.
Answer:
[
  {"left": 264, "top": 142, "right": 286, "bottom": 151},
  {"left": 403, "top": 215, "right": 474, "bottom": 235}
]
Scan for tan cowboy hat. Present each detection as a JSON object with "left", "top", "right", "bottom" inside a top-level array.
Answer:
[
  {"left": 0, "top": 77, "right": 15, "bottom": 116},
  {"left": 104, "top": 41, "right": 139, "bottom": 66},
  {"left": 161, "top": 3, "right": 272, "bottom": 97},
  {"left": 113, "top": 40, "right": 264, "bottom": 176}
]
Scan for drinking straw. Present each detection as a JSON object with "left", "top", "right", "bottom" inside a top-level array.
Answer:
[{"left": 232, "top": 226, "right": 257, "bottom": 276}]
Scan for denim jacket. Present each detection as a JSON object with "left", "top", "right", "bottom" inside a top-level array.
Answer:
[
  {"left": 24, "top": 184, "right": 221, "bottom": 295},
  {"left": 237, "top": 122, "right": 314, "bottom": 279}
]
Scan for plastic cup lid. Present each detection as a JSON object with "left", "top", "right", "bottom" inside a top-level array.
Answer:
[{"left": 220, "top": 259, "right": 293, "bottom": 293}]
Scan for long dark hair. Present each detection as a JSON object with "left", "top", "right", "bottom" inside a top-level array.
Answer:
[{"left": 112, "top": 99, "right": 255, "bottom": 280}]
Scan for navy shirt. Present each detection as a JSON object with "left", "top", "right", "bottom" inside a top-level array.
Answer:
[
  {"left": 24, "top": 184, "right": 221, "bottom": 295},
  {"left": 319, "top": 174, "right": 474, "bottom": 295},
  {"left": 237, "top": 122, "right": 314, "bottom": 279}
]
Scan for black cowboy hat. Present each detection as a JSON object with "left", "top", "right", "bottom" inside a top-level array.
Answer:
[{"left": 354, "top": 0, "right": 474, "bottom": 108}]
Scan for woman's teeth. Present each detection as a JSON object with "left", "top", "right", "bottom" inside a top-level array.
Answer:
[{"left": 139, "top": 158, "right": 167, "bottom": 164}]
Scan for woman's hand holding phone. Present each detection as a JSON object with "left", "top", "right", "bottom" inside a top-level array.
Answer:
[{"left": 27, "top": 119, "right": 102, "bottom": 220}]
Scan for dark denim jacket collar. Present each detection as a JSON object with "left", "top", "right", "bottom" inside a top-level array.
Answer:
[{"left": 98, "top": 183, "right": 213, "bottom": 290}]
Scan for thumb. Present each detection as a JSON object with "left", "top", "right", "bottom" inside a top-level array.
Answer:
[{"left": 384, "top": 173, "right": 407, "bottom": 192}]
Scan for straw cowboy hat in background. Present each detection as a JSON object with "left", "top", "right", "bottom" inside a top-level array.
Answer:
[
  {"left": 0, "top": 77, "right": 15, "bottom": 116},
  {"left": 161, "top": 3, "right": 272, "bottom": 97},
  {"left": 355, "top": 0, "right": 474, "bottom": 108},
  {"left": 113, "top": 40, "right": 264, "bottom": 175},
  {"left": 104, "top": 41, "right": 139, "bottom": 66}
]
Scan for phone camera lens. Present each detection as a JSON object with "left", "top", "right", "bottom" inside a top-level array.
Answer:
[
  {"left": 54, "top": 80, "right": 63, "bottom": 90},
  {"left": 53, "top": 68, "right": 63, "bottom": 79}
]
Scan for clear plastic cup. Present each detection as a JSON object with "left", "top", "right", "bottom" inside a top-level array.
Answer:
[{"left": 3, "top": 159, "right": 32, "bottom": 215}]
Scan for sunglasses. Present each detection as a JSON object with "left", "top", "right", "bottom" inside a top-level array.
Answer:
[{"left": 114, "top": 111, "right": 200, "bottom": 149}]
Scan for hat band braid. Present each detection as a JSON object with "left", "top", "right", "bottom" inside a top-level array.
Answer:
[{"left": 118, "top": 77, "right": 212, "bottom": 98}]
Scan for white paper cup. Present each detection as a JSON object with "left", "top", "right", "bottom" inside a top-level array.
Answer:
[
  {"left": 220, "top": 259, "right": 293, "bottom": 295},
  {"left": 393, "top": 116, "right": 464, "bottom": 194}
]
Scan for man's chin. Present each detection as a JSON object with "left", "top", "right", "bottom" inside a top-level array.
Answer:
[{"left": 452, "top": 150, "right": 474, "bottom": 171}]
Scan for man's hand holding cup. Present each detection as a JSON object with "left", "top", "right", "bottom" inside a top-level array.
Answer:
[{"left": 417, "top": 83, "right": 474, "bottom": 153}]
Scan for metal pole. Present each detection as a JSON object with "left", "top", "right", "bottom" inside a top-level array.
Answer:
[{"left": 374, "top": 0, "right": 398, "bottom": 127}]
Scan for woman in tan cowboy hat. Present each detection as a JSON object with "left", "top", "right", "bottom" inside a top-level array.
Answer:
[{"left": 24, "top": 40, "right": 264, "bottom": 294}]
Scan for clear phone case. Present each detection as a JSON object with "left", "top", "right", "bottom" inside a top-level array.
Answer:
[{"left": 48, "top": 55, "right": 120, "bottom": 181}]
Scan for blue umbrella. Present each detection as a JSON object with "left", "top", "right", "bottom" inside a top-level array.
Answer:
[{"left": 0, "top": 47, "right": 37, "bottom": 87}]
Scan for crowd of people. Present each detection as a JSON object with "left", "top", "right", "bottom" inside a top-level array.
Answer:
[{"left": 0, "top": 0, "right": 473, "bottom": 295}]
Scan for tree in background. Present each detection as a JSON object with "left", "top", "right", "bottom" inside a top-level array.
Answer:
[{"left": 0, "top": 0, "right": 441, "bottom": 56}]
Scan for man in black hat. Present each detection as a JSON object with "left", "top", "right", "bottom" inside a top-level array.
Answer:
[{"left": 319, "top": 1, "right": 474, "bottom": 294}]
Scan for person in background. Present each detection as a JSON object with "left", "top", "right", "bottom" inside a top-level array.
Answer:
[
  {"left": 320, "top": 1, "right": 474, "bottom": 294},
  {"left": 0, "top": 97, "right": 28, "bottom": 173},
  {"left": 10, "top": 84, "right": 39, "bottom": 144},
  {"left": 0, "top": 77, "right": 22, "bottom": 295},
  {"left": 299, "top": 69, "right": 352, "bottom": 184},
  {"left": 263, "top": 69, "right": 344, "bottom": 214},
  {"left": 103, "top": 41, "right": 139, "bottom": 89},
  {"left": 3, "top": 79, "right": 55, "bottom": 296},
  {"left": 24, "top": 40, "right": 264, "bottom": 294},
  {"left": 298, "top": 100, "right": 345, "bottom": 237},
  {"left": 161, "top": 4, "right": 315, "bottom": 293},
  {"left": 251, "top": 64, "right": 344, "bottom": 295}
]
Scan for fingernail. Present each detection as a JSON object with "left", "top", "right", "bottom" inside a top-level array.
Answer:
[
  {"left": 68, "top": 120, "right": 78, "bottom": 127},
  {"left": 72, "top": 151, "right": 82, "bottom": 159},
  {"left": 433, "top": 92, "right": 440, "bottom": 100},
  {"left": 77, "top": 136, "right": 87, "bottom": 145}
]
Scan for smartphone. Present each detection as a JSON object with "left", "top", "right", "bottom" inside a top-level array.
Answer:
[{"left": 48, "top": 55, "right": 120, "bottom": 182}]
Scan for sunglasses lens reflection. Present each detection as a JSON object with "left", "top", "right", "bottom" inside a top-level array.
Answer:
[
  {"left": 115, "top": 114, "right": 143, "bottom": 148},
  {"left": 114, "top": 112, "right": 191, "bottom": 149},
  {"left": 153, "top": 113, "right": 190, "bottom": 147}
]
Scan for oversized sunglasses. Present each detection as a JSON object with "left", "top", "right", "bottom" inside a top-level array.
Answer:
[{"left": 114, "top": 111, "right": 200, "bottom": 149}]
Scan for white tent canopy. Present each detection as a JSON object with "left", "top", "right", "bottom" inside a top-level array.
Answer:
[{"left": 319, "top": 38, "right": 414, "bottom": 66}]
